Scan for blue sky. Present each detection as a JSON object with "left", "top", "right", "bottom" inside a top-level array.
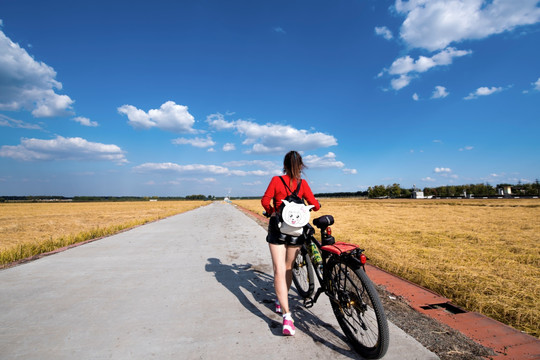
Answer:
[{"left": 1, "top": 0, "right": 539, "bottom": 197}]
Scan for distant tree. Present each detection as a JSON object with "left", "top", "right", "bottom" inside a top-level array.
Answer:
[
  {"left": 387, "top": 183, "right": 402, "bottom": 198},
  {"left": 186, "top": 194, "right": 206, "bottom": 200},
  {"left": 402, "top": 188, "right": 412, "bottom": 198},
  {"left": 368, "top": 185, "right": 387, "bottom": 198}
]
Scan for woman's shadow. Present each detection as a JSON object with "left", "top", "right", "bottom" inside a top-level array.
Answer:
[
  {"left": 205, "top": 257, "right": 361, "bottom": 359},
  {"left": 205, "top": 258, "right": 281, "bottom": 335}
]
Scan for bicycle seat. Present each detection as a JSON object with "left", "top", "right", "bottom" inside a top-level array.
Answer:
[{"left": 313, "top": 215, "right": 334, "bottom": 229}]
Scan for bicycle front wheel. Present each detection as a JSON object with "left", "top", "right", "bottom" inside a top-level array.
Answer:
[
  {"left": 292, "top": 246, "right": 315, "bottom": 298},
  {"left": 326, "top": 258, "right": 389, "bottom": 359}
]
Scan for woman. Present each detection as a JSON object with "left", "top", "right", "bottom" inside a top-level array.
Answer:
[{"left": 261, "top": 150, "right": 321, "bottom": 336}]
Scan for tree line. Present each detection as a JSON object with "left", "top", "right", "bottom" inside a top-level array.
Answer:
[
  {"left": 316, "top": 181, "right": 540, "bottom": 199},
  {"left": 423, "top": 181, "right": 540, "bottom": 197},
  {"left": 368, "top": 182, "right": 540, "bottom": 198}
]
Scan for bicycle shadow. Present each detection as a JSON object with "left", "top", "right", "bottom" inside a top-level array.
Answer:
[
  {"left": 205, "top": 258, "right": 361, "bottom": 359},
  {"left": 289, "top": 291, "right": 362, "bottom": 359}
]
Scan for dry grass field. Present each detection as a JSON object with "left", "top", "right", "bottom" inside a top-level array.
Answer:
[
  {"left": 0, "top": 200, "right": 205, "bottom": 266},
  {"left": 233, "top": 198, "right": 540, "bottom": 338}
]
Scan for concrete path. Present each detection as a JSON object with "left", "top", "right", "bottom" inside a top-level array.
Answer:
[{"left": 0, "top": 202, "right": 438, "bottom": 359}]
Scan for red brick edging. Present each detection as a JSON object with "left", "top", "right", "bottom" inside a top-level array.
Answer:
[{"left": 365, "top": 265, "right": 539, "bottom": 359}]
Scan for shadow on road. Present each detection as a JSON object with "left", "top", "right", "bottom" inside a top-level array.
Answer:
[
  {"left": 205, "top": 257, "right": 281, "bottom": 335},
  {"left": 205, "top": 258, "right": 360, "bottom": 359}
]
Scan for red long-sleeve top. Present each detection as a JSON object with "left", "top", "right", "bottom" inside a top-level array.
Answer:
[{"left": 261, "top": 175, "right": 321, "bottom": 215}]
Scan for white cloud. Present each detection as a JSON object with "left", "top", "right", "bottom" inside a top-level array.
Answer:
[
  {"left": 434, "top": 167, "right": 451, "bottom": 173},
  {"left": 207, "top": 115, "right": 337, "bottom": 153},
  {"left": 343, "top": 168, "right": 358, "bottom": 175},
  {"left": 476, "top": 87, "right": 503, "bottom": 96},
  {"left": 381, "top": 1, "right": 540, "bottom": 91},
  {"left": 395, "top": 0, "right": 540, "bottom": 51},
  {"left": 387, "top": 47, "right": 471, "bottom": 90},
  {"left": 0, "top": 135, "right": 127, "bottom": 163},
  {"left": 389, "top": 48, "right": 471, "bottom": 75},
  {"left": 459, "top": 146, "right": 474, "bottom": 151},
  {"left": 72, "top": 116, "right": 98, "bottom": 127},
  {"left": 412, "top": 93, "right": 419, "bottom": 101},
  {"left": 375, "top": 26, "right": 393, "bottom": 40},
  {"left": 172, "top": 136, "right": 215, "bottom": 148},
  {"left": 31, "top": 91, "right": 74, "bottom": 117},
  {"left": 323, "top": 183, "right": 342, "bottom": 188},
  {"left": 133, "top": 162, "right": 274, "bottom": 177},
  {"left": 464, "top": 86, "right": 503, "bottom": 100},
  {"left": 0, "top": 114, "right": 42, "bottom": 129},
  {"left": 431, "top": 85, "right": 449, "bottom": 99},
  {"left": 422, "top": 176, "right": 436, "bottom": 182},
  {"left": 242, "top": 181, "right": 262, "bottom": 186},
  {"left": 229, "top": 169, "right": 271, "bottom": 176},
  {"left": 389, "top": 55, "right": 428, "bottom": 75},
  {"left": 391, "top": 74, "right": 412, "bottom": 90},
  {"left": 118, "top": 101, "right": 195, "bottom": 133},
  {"left": 303, "top": 152, "right": 345, "bottom": 169},
  {"left": 223, "top": 160, "right": 279, "bottom": 171},
  {"left": 224, "top": 159, "right": 281, "bottom": 176},
  {"left": 222, "top": 143, "right": 236, "bottom": 151},
  {"left": 173, "top": 177, "right": 218, "bottom": 184},
  {"left": 133, "top": 162, "right": 229, "bottom": 174},
  {"left": 533, "top": 77, "right": 540, "bottom": 91},
  {"left": 273, "top": 27, "right": 286, "bottom": 34},
  {"left": 206, "top": 113, "right": 234, "bottom": 130},
  {"left": 0, "top": 30, "right": 74, "bottom": 117}
]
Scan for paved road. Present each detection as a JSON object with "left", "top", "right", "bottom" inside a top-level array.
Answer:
[{"left": 0, "top": 202, "right": 438, "bottom": 359}]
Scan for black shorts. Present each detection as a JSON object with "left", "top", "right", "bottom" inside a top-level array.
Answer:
[{"left": 266, "top": 216, "right": 305, "bottom": 246}]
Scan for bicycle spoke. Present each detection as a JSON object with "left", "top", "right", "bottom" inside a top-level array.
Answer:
[
  {"left": 326, "top": 258, "right": 389, "bottom": 359},
  {"left": 291, "top": 247, "right": 315, "bottom": 298}
]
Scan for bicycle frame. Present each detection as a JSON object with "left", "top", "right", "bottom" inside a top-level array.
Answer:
[
  {"left": 302, "top": 235, "right": 326, "bottom": 308},
  {"left": 302, "top": 225, "right": 367, "bottom": 308}
]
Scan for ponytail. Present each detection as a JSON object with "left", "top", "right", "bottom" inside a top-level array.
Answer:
[{"left": 283, "top": 151, "right": 306, "bottom": 180}]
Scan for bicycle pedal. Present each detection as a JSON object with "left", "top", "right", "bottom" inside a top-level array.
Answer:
[{"left": 303, "top": 298, "right": 314, "bottom": 308}]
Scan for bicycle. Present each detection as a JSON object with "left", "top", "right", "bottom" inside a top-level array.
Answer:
[{"left": 292, "top": 214, "right": 390, "bottom": 359}]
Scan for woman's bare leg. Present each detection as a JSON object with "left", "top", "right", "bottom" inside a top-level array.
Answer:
[
  {"left": 269, "top": 243, "right": 300, "bottom": 315},
  {"left": 285, "top": 245, "right": 301, "bottom": 293},
  {"left": 269, "top": 243, "right": 288, "bottom": 313}
]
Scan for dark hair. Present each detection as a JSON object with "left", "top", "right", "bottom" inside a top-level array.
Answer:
[{"left": 283, "top": 151, "right": 306, "bottom": 180}]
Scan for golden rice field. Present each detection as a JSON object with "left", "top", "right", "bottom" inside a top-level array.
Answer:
[
  {"left": 0, "top": 200, "right": 205, "bottom": 266},
  {"left": 233, "top": 198, "right": 540, "bottom": 338}
]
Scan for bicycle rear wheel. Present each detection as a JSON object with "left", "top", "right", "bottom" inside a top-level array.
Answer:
[
  {"left": 326, "top": 258, "right": 389, "bottom": 359},
  {"left": 292, "top": 246, "right": 315, "bottom": 298}
]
